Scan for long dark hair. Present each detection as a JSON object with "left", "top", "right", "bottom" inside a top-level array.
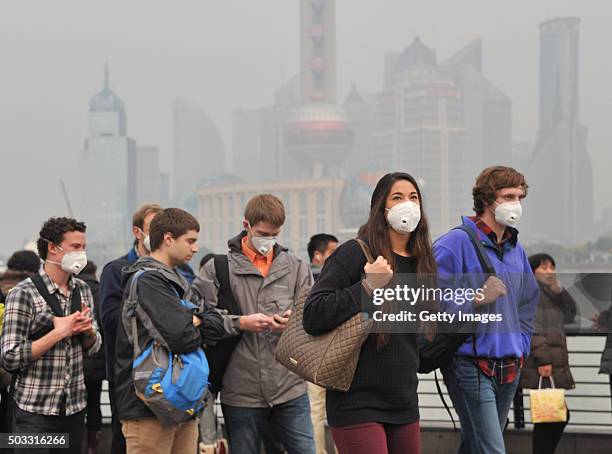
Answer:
[{"left": 358, "top": 172, "right": 437, "bottom": 347}]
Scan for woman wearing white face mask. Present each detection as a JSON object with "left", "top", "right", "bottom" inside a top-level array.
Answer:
[{"left": 304, "top": 172, "right": 437, "bottom": 454}]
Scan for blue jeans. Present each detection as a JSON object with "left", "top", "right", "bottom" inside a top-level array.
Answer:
[
  {"left": 442, "top": 356, "right": 520, "bottom": 454},
  {"left": 222, "top": 393, "right": 315, "bottom": 454}
]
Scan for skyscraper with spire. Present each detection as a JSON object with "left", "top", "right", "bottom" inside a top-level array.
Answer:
[
  {"left": 284, "top": 0, "right": 353, "bottom": 179},
  {"left": 81, "top": 64, "right": 135, "bottom": 257}
]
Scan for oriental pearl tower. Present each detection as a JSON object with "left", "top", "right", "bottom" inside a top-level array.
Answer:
[{"left": 285, "top": 0, "right": 354, "bottom": 179}]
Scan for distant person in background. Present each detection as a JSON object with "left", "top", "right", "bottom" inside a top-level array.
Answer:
[
  {"left": 80, "top": 261, "right": 105, "bottom": 454},
  {"left": 6, "top": 250, "right": 41, "bottom": 275},
  {"left": 306, "top": 234, "right": 338, "bottom": 454},
  {"left": 0, "top": 249, "right": 41, "bottom": 439},
  {"left": 0, "top": 250, "right": 41, "bottom": 301},
  {"left": 307, "top": 234, "right": 338, "bottom": 283},
  {"left": 592, "top": 287, "right": 612, "bottom": 414},
  {"left": 521, "top": 253, "right": 576, "bottom": 454}
]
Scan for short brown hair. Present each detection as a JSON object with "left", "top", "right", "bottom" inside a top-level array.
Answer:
[
  {"left": 472, "top": 166, "right": 528, "bottom": 216},
  {"left": 132, "top": 203, "right": 163, "bottom": 229},
  {"left": 149, "top": 208, "right": 200, "bottom": 251},
  {"left": 244, "top": 194, "right": 286, "bottom": 227}
]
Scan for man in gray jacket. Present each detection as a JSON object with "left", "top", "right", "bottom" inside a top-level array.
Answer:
[{"left": 192, "top": 194, "right": 315, "bottom": 454}]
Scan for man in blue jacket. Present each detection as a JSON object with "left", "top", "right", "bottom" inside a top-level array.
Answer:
[
  {"left": 99, "top": 203, "right": 162, "bottom": 454},
  {"left": 434, "top": 166, "right": 539, "bottom": 454}
]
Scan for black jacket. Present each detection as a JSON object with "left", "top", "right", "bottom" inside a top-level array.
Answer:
[
  {"left": 100, "top": 248, "right": 138, "bottom": 381},
  {"left": 520, "top": 282, "right": 576, "bottom": 389},
  {"left": 114, "top": 256, "right": 225, "bottom": 421},
  {"left": 599, "top": 289, "right": 612, "bottom": 375},
  {"left": 80, "top": 273, "right": 106, "bottom": 382}
]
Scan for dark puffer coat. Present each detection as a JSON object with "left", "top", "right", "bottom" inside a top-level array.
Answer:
[{"left": 521, "top": 283, "right": 576, "bottom": 390}]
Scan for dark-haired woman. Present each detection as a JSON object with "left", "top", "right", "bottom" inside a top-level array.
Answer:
[
  {"left": 521, "top": 253, "right": 576, "bottom": 454},
  {"left": 303, "top": 172, "right": 437, "bottom": 454}
]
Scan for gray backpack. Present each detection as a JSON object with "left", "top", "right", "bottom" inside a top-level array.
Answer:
[{"left": 122, "top": 269, "right": 210, "bottom": 426}]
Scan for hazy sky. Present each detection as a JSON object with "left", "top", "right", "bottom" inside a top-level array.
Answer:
[{"left": 1, "top": 0, "right": 611, "bottom": 257}]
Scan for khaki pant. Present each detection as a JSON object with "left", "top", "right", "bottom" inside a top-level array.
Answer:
[
  {"left": 308, "top": 383, "right": 337, "bottom": 454},
  {"left": 121, "top": 417, "right": 198, "bottom": 454}
]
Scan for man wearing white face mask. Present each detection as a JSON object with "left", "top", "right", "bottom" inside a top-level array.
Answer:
[
  {"left": 192, "top": 194, "right": 315, "bottom": 454},
  {"left": 1, "top": 217, "right": 101, "bottom": 454},
  {"left": 433, "top": 166, "right": 539, "bottom": 454},
  {"left": 99, "top": 203, "right": 163, "bottom": 454}
]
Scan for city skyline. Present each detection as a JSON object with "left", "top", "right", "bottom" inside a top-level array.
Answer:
[{"left": 2, "top": 1, "right": 612, "bottom": 257}]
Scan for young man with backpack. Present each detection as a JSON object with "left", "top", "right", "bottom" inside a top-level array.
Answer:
[
  {"left": 191, "top": 194, "right": 315, "bottom": 454},
  {"left": 0, "top": 217, "right": 101, "bottom": 454},
  {"left": 113, "top": 208, "right": 224, "bottom": 454},
  {"left": 99, "top": 203, "right": 163, "bottom": 454},
  {"left": 433, "top": 166, "right": 539, "bottom": 454}
]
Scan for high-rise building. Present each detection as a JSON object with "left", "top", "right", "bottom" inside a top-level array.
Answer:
[
  {"left": 231, "top": 75, "right": 302, "bottom": 182},
  {"left": 370, "top": 38, "right": 466, "bottom": 235},
  {"left": 128, "top": 145, "right": 161, "bottom": 212},
  {"left": 441, "top": 40, "right": 513, "bottom": 173},
  {"left": 528, "top": 17, "right": 593, "bottom": 244},
  {"left": 81, "top": 64, "right": 134, "bottom": 256},
  {"left": 173, "top": 98, "right": 226, "bottom": 198},
  {"left": 159, "top": 172, "right": 170, "bottom": 206},
  {"left": 342, "top": 84, "right": 376, "bottom": 177}
]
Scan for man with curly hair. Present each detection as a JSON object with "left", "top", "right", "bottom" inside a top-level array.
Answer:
[
  {"left": 433, "top": 166, "right": 539, "bottom": 454},
  {"left": 0, "top": 217, "right": 101, "bottom": 454}
]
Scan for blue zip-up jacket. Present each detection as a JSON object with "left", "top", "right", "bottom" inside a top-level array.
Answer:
[{"left": 433, "top": 216, "right": 539, "bottom": 359}]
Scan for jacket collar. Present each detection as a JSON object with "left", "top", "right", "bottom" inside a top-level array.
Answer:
[
  {"left": 461, "top": 216, "right": 519, "bottom": 250},
  {"left": 124, "top": 256, "right": 189, "bottom": 296}
]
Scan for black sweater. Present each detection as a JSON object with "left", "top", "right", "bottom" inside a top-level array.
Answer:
[{"left": 303, "top": 239, "right": 420, "bottom": 427}]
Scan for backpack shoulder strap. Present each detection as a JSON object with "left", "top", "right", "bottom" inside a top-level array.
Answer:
[
  {"left": 214, "top": 255, "right": 241, "bottom": 316},
  {"left": 71, "top": 282, "right": 82, "bottom": 314},
  {"left": 453, "top": 225, "right": 495, "bottom": 276},
  {"left": 31, "top": 274, "right": 64, "bottom": 317},
  {"left": 354, "top": 238, "right": 375, "bottom": 264},
  {"left": 434, "top": 370, "right": 458, "bottom": 431},
  {"left": 125, "top": 268, "right": 157, "bottom": 359},
  {"left": 31, "top": 274, "right": 82, "bottom": 317}
]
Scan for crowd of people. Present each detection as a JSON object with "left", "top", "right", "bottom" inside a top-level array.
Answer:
[{"left": 0, "top": 165, "right": 611, "bottom": 454}]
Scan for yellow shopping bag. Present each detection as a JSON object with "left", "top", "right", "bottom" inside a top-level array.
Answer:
[{"left": 530, "top": 376, "right": 567, "bottom": 423}]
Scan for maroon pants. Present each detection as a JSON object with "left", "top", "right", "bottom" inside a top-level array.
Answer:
[{"left": 331, "top": 421, "right": 421, "bottom": 454}]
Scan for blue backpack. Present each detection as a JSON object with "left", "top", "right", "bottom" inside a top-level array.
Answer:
[{"left": 122, "top": 269, "right": 210, "bottom": 426}]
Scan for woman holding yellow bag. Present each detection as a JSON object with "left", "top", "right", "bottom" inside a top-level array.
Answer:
[{"left": 521, "top": 253, "right": 576, "bottom": 454}]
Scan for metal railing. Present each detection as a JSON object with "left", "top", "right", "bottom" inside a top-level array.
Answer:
[
  {"left": 100, "top": 335, "right": 611, "bottom": 432},
  {"left": 417, "top": 334, "right": 612, "bottom": 431}
]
